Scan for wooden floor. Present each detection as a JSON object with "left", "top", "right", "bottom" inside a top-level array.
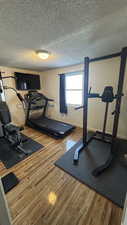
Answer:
[{"left": 0, "top": 127, "right": 122, "bottom": 225}]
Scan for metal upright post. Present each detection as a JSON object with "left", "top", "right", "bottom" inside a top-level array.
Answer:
[
  {"left": 83, "top": 57, "right": 89, "bottom": 144},
  {"left": 111, "top": 47, "right": 127, "bottom": 152},
  {"left": 73, "top": 57, "right": 89, "bottom": 161},
  {"left": 102, "top": 102, "right": 109, "bottom": 138}
]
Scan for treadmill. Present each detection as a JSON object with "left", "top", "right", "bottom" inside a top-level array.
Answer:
[{"left": 24, "top": 91, "right": 75, "bottom": 138}]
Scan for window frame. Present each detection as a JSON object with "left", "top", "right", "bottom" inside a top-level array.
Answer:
[{"left": 65, "top": 71, "right": 83, "bottom": 106}]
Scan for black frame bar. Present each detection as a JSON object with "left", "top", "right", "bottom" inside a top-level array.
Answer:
[
  {"left": 111, "top": 47, "right": 127, "bottom": 152},
  {"left": 83, "top": 57, "right": 89, "bottom": 143},
  {"left": 0, "top": 76, "right": 16, "bottom": 80},
  {"left": 90, "top": 52, "right": 121, "bottom": 63}
]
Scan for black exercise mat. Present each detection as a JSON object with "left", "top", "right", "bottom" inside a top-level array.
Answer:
[
  {"left": 2, "top": 172, "right": 19, "bottom": 193},
  {"left": 55, "top": 138, "right": 127, "bottom": 208},
  {"left": 0, "top": 134, "right": 43, "bottom": 169}
]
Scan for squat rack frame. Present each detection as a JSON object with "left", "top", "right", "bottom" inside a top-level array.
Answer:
[{"left": 74, "top": 47, "right": 127, "bottom": 176}]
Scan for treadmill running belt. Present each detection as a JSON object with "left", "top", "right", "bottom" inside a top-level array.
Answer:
[{"left": 30, "top": 117, "right": 74, "bottom": 133}]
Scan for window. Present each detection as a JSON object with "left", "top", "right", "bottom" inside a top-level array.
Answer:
[{"left": 66, "top": 72, "right": 83, "bottom": 105}]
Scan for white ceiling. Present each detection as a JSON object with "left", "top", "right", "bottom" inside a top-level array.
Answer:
[{"left": 0, "top": 0, "right": 127, "bottom": 71}]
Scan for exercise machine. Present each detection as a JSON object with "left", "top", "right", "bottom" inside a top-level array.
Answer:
[
  {"left": 24, "top": 90, "right": 75, "bottom": 138},
  {"left": 0, "top": 101, "right": 32, "bottom": 155},
  {"left": 72, "top": 47, "right": 127, "bottom": 176},
  {"left": 0, "top": 76, "right": 32, "bottom": 155},
  {"left": 75, "top": 86, "right": 117, "bottom": 145}
]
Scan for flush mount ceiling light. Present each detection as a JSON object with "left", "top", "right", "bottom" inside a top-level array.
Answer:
[{"left": 36, "top": 50, "right": 50, "bottom": 60}]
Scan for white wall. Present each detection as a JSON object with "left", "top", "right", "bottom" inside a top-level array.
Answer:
[
  {"left": 122, "top": 194, "right": 127, "bottom": 225},
  {"left": 41, "top": 57, "right": 127, "bottom": 139},
  {"left": 0, "top": 67, "right": 41, "bottom": 126},
  {"left": 0, "top": 178, "right": 12, "bottom": 225}
]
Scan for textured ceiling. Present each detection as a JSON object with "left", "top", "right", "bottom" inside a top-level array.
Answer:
[{"left": 0, "top": 0, "right": 127, "bottom": 71}]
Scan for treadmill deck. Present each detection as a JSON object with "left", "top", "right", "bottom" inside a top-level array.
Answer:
[{"left": 28, "top": 116, "right": 75, "bottom": 136}]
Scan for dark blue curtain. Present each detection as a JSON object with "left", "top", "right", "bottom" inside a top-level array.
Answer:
[{"left": 59, "top": 74, "right": 67, "bottom": 114}]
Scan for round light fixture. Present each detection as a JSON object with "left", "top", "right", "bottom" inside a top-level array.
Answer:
[{"left": 36, "top": 50, "right": 50, "bottom": 60}]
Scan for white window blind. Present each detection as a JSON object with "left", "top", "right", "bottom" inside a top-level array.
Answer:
[{"left": 66, "top": 72, "right": 83, "bottom": 105}]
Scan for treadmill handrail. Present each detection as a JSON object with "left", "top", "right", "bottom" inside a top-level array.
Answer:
[{"left": 24, "top": 91, "right": 55, "bottom": 121}]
